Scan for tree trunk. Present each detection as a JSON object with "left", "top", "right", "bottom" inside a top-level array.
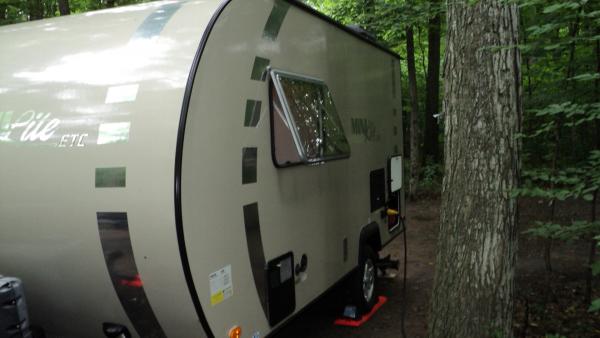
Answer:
[
  {"left": 363, "top": 0, "right": 376, "bottom": 33},
  {"left": 587, "top": 37, "right": 600, "bottom": 304},
  {"left": 407, "top": 26, "right": 422, "bottom": 199},
  {"left": 45, "top": 0, "right": 55, "bottom": 18},
  {"left": 106, "top": 0, "right": 117, "bottom": 9},
  {"left": 0, "top": 4, "right": 7, "bottom": 23},
  {"left": 58, "top": 0, "right": 71, "bottom": 16},
  {"left": 428, "top": 1, "right": 521, "bottom": 337},
  {"left": 596, "top": 29, "right": 600, "bottom": 104},
  {"left": 418, "top": 26, "right": 428, "bottom": 80},
  {"left": 423, "top": 0, "right": 442, "bottom": 164},
  {"left": 545, "top": 120, "right": 562, "bottom": 274},
  {"left": 586, "top": 190, "right": 597, "bottom": 304},
  {"left": 520, "top": 14, "right": 533, "bottom": 100},
  {"left": 565, "top": 17, "right": 580, "bottom": 81},
  {"left": 28, "top": 0, "right": 44, "bottom": 21}
]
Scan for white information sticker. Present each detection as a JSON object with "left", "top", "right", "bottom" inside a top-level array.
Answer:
[{"left": 209, "top": 265, "right": 233, "bottom": 306}]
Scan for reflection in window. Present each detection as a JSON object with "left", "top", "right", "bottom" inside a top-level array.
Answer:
[
  {"left": 272, "top": 85, "right": 302, "bottom": 166},
  {"left": 271, "top": 71, "right": 350, "bottom": 166}
]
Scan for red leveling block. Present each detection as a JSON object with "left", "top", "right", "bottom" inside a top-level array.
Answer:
[{"left": 333, "top": 296, "right": 388, "bottom": 327}]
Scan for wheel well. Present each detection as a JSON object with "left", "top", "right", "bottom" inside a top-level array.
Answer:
[{"left": 359, "top": 222, "right": 382, "bottom": 259}]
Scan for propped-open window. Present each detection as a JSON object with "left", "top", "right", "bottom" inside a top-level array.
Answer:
[{"left": 270, "top": 69, "right": 350, "bottom": 167}]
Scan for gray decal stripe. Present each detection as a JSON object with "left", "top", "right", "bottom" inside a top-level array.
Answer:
[
  {"left": 131, "top": 2, "right": 183, "bottom": 40},
  {"left": 242, "top": 147, "right": 258, "bottom": 184},
  {"left": 263, "top": 0, "right": 291, "bottom": 41},
  {"left": 251, "top": 57, "right": 270, "bottom": 81},
  {"left": 97, "top": 212, "right": 166, "bottom": 338},
  {"left": 243, "top": 203, "right": 268, "bottom": 316},
  {"left": 244, "top": 100, "right": 262, "bottom": 127},
  {"left": 95, "top": 167, "right": 126, "bottom": 188}
]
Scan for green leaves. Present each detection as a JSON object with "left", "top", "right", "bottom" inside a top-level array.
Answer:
[
  {"left": 520, "top": 102, "right": 600, "bottom": 139},
  {"left": 527, "top": 23, "right": 561, "bottom": 37},
  {"left": 516, "top": 153, "right": 600, "bottom": 202},
  {"left": 542, "top": 1, "right": 582, "bottom": 14},
  {"left": 0, "top": 0, "right": 153, "bottom": 25},
  {"left": 588, "top": 299, "right": 600, "bottom": 312},
  {"left": 524, "top": 221, "right": 600, "bottom": 242},
  {"left": 591, "top": 260, "right": 600, "bottom": 276},
  {"left": 569, "top": 73, "right": 600, "bottom": 81}
]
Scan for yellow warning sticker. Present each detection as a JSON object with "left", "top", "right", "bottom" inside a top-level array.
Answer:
[
  {"left": 209, "top": 265, "right": 233, "bottom": 306},
  {"left": 210, "top": 291, "right": 224, "bottom": 306}
]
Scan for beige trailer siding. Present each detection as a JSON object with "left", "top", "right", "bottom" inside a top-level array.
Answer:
[
  {"left": 0, "top": 0, "right": 403, "bottom": 337},
  {"left": 181, "top": 1, "right": 402, "bottom": 337},
  {"left": 0, "top": 1, "right": 221, "bottom": 337}
]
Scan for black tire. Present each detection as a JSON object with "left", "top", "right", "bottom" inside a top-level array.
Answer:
[{"left": 354, "top": 245, "right": 378, "bottom": 314}]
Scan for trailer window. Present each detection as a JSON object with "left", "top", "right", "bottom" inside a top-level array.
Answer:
[{"left": 270, "top": 70, "right": 350, "bottom": 166}]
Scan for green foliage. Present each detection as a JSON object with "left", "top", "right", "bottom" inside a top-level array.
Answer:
[
  {"left": 0, "top": 0, "right": 153, "bottom": 26},
  {"left": 591, "top": 257, "right": 600, "bottom": 276},
  {"left": 524, "top": 221, "right": 600, "bottom": 242},
  {"left": 420, "top": 160, "right": 442, "bottom": 189},
  {"left": 516, "top": 0, "right": 600, "bottom": 316},
  {"left": 515, "top": 151, "right": 600, "bottom": 200},
  {"left": 589, "top": 298, "right": 600, "bottom": 312}
]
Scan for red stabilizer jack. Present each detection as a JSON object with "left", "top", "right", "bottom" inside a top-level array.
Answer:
[{"left": 333, "top": 296, "right": 388, "bottom": 327}]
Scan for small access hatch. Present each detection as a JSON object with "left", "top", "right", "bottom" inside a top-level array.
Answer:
[{"left": 266, "top": 252, "right": 295, "bottom": 326}]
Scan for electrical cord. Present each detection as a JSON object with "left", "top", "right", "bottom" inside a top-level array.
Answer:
[{"left": 400, "top": 218, "right": 408, "bottom": 338}]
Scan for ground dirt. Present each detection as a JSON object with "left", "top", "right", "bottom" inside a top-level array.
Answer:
[{"left": 272, "top": 198, "right": 600, "bottom": 338}]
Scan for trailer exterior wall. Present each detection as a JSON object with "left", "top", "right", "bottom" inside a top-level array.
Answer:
[
  {"left": 0, "top": 0, "right": 403, "bottom": 337},
  {"left": 0, "top": 1, "right": 221, "bottom": 337},
  {"left": 180, "top": 0, "right": 403, "bottom": 337}
]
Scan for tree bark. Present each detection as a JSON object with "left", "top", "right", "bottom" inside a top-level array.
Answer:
[
  {"left": 58, "top": 0, "right": 71, "bottom": 16},
  {"left": 363, "top": 0, "right": 376, "bottom": 33},
  {"left": 595, "top": 30, "right": 600, "bottom": 150},
  {"left": 407, "top": 26, "right": 422, "bottom": 199},
  {"left": 428, "top": 1, "right": 521, "bottom": 337},
  {"left": 418, "top": 26, "right": 428, "bottom": 80},
  {"left": 586, "top": 190, "right": 597, "bottom": 304},
  {"left": 28, "top": 0, "right": 44, "bottom": 21},
  {"left": 0, "top": 4, "right": 7, "bottom": 22},
  {"left": 423, "top": 0, "right": 442, "bottom": 164},
  {"left": 587, "top": 35, "right": 600, "bottom": 304},
  {"left": 545, "top": 119, "right": 562, "bottom": 274},
  {"left": 520, "top": 14, "right": 533, "bottom": 100}
]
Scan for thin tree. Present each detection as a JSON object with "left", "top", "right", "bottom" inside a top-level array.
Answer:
[
  {"left": 586, "top": 27, "right": 600, "bottom": 305},
  {"left": 423, "top": 0, "right": 442, "bottom": 163},
  {"left": 0, "top": 4, "right": 7, "bottom": 23},
  {"left": 428, "top": 0, "right": 521, "bottom": 336},
  {"left": 28, "top": 0, "right": 44, "bottom": 20},
  {"left": 407, "top": 25, "right": 422, "bottom": 198},
  {"left": 58, "top": 0, "right": 70, "bottom": 16}
]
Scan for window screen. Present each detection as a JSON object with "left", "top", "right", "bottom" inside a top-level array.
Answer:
[{"left": 270, "top": 70, "right": 350, "bottom": 166}]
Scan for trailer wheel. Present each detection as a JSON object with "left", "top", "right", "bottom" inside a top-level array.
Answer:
[{"left": 355, "top": 245, "right": 378, "bottom": 314}]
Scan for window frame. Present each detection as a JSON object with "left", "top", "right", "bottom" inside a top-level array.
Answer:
[{"left": 269, "top": 68, "right": 351, "bottom": 166}]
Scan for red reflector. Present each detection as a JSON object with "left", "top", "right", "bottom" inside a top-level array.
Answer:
[{"left": 120, "top": 274, "right": 144, "bottom": 288}]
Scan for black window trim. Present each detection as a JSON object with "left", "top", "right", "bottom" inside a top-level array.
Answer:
[{"left": 269, "top": 68, "right": 351, "bottom": 166}]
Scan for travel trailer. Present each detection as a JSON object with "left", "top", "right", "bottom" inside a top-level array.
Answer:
[{"left": 0, "top": 0, "right": 404, "bottom": 337}]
